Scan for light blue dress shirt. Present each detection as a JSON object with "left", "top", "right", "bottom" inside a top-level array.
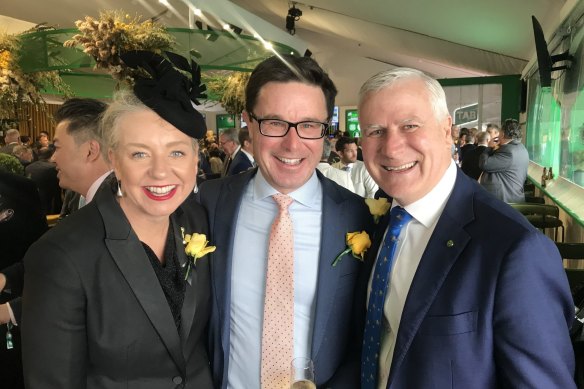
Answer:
[{"left": 227, "top": 170, "right": 323, "bottom": 389}]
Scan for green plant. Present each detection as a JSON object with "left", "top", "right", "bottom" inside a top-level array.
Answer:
[
  {"left": 0, "top": 153, "right": 24, "bottom": 175},
  {"left": 0, "top": 31, "right": 70, "bottom": 119},
  {"left": 207, "top": 72, "right": 249, "bottom": 115}
]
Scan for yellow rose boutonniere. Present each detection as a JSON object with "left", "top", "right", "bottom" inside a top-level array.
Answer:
[
  {"left": 332, "top": 231, "right": 371, "bottom": 267},
  {"left": 365, "top": 197, "right": 391, "bottom": 224},
  {"left": 181, "top": 227, "right": 216, "bottom": 281}
]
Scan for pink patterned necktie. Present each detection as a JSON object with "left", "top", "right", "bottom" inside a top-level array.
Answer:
[{"left": 261, "top": 193, "right": 295, "bottom": 389}]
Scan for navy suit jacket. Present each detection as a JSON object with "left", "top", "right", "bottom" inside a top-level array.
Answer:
[
  {"left": 199, "top": 168, "right": 373, "bottom": 388},
  {"left": 225, "top": 149, "right": 253, "bottom": 176},
  {"left": 368, "top": 169, "right": 575, "bottom": 388}
]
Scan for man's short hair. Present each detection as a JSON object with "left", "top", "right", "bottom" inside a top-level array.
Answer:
[
  {"left": 477, "top": 131, "right": 490, "bottom": 144},
  {"left": 37, "top": 147, "right": 55, "bottom": 161},
  {"left": 465, "top": 133, "right": 476, "bottom": 144},
  {"left": 238, "top": 127, "right": 250, "bottom": 146},
  {"left": 12, "top": 145, "right": 31, "bottom": 158},
  {"left": 245, "top": 55, "right": 338, "bottom": 120},
  {"left": 4, "top": 128, "right": 20, "bottom": 142},
  {"left": 335, "top": 136, "right": 357, "bottom": 152},
  {"left": 485, "top": 123, "right": 500, "bottom": 131},
  {"left": 358, "top": 67, "right": 449, "bottom": 121},
  {"left": 54, "top": 98, "right": 107, "bottom": 145},
  {"left": 220, "top": 128, "right": 240, "bottom": 145},
  {"left": 501, "top": 119, "right": 521, "bottom": 140}
]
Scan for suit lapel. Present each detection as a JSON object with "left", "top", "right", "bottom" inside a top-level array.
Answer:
[
  {"left": 211, "top": 171, "right": 255, "bottom": 362},
  {"left": 171, "top": 209, "right": 199, "bottom": 360},
  {"left": 388, "top": 171, "right": 475, "bottom": 386},
  {"left": 97, "top": 188, "right": 186, "bottom": 374},
  {"left": 311, "top": 176, "right": 347, "bottom": 360}
]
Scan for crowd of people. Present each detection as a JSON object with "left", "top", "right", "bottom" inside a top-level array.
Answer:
[{"left": 0, "top": 52, "right": 576, "bottom": 389}]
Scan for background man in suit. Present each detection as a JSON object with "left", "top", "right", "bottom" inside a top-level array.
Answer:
[
  {"left": 51, "top": 98, "right": 112, "bottom": 208},
  {"left": 0, "top": 98, "right": 111, "bottom": 332},
  {"left": 200, "top": 54, "right": 372, "bottom": 388},
  {"left": 358, "top": 68, "right": 574, "bottom": 388},
  {"left": 25, "top": 147, "right": 62, "bottom": 215},
  {"left": 237, "top": 126, "right": 255, "bottom": 167},
  {"left": 479, "top": 118, "right": 529, "bottom": 203},
  {"left": 0, "top": 167, "right": 48, "bottom": 389},
  {"left": 461, "top": 130, "right": 490, "bottom": 180},
  {"left": 219, "top": 127, "right": 253, "bottom": 177}
]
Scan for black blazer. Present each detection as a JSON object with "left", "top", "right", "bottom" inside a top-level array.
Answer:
[{"left": 22, "top": 184, "right": 214, "bottom": 389}]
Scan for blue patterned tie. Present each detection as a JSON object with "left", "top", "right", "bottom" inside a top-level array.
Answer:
[{"left": 361, "top": 206, "right": 412, "bottom": 389}]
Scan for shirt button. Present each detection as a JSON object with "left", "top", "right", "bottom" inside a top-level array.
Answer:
[{"left": 172, "top": 376, "right": 183, "bottom": 384}]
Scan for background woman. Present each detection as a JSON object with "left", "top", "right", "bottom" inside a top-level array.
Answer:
[{"left": 21, "top": 52, "right": 214, "bottom": 388}]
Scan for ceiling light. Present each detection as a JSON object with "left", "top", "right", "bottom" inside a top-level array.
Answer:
[
  {"left": 286, "top": 4, "right": 302, "bottom": 35},
  {"left": 193, "top": 8, "right": 202, "bottom": 17}
]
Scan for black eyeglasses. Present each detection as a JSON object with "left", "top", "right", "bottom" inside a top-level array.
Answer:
[{"left": 249, "top": 113, "right": 329, "bottom": 139}]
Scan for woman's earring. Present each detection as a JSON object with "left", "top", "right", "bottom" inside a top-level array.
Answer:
[{"left": 117, "top": 181, "right": 123, "bottom": 197}]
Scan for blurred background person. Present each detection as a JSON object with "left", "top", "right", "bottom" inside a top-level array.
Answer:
[
  {"left": 219, "top": 127, "right": 253, "bottom": 177},
  {"left": 479, "top": 119, "right": 529, "bottom": 203},
  {"left": 0, "top": 129, "right": 21, "bottom": 155},
  {"left": 25, "top": 147, "right": 62, "bottom": 215},
  {"left": 331, "top": 136, "right": 378, "bottom": 198},
  {"left": 22, "top": 52, "right": 214, "bottom": 389},
  {"left": 0, "top": 153, "right": 48, "bottom": 389},
  {"left": 461, "top": 130, "right": 490, "bottom": 180}
]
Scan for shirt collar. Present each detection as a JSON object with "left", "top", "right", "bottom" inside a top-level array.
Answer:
[
  {"left": 394, "top": 160, "right": 457, "bottom": 228},
  {"left": 230, "top": 145, "right": 241, "bottom": 159},
  {"left": 253, "top": 168, "right": 321, "bottom": 208},
  {"left": 86, "top": 170, "right": 113, "bottom": 203}
]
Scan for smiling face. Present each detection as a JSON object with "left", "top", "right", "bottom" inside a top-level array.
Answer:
[
  {"left": 109, "top": 109, "right": 198, "bottom": 225},
  {"left": 359, "top": 78, "right": 452, "bottom": 206},
  {"left": 243, "top": 81, "right": 326, "bottom": 194}
]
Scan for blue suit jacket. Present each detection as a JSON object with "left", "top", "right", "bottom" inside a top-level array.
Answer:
[
  {"left": 199, "top": 168, "right": 373, "bottom": 388},
  {"left": 226, "top": 149, "right": 253, "bottom": 176},
  {"left": 369, "top": 169, "right": 575, "bottom": 388}
]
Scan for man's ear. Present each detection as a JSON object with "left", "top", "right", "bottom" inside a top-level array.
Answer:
[
  {"left": 242, "top": 111, "right": 253, "bottom": 141},
  {"left": 87, "top": 140, "right": 102, "bottom": 162}
]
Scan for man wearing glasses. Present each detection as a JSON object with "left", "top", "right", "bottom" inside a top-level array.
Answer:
[
  {"left": 200, "top": 55, "right": 372, "bottom": 389},
  {"left": 218, "top": 127, "right": 253, "bottom": 177}
]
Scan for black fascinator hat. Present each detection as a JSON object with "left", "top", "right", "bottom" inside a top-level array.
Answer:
[{"left": 121, "top": 50, "right": 207, "bottom": 139}]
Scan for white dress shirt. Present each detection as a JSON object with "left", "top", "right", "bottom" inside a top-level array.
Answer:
[
  {"left": 227, "top": 170, "right": 322, "bottom": 389},
  {"left": 331, "top": 160, "right": 378, "bottom": 198},
  {"left": 374, "top": 161, "right": 457, "bottom": 388}
]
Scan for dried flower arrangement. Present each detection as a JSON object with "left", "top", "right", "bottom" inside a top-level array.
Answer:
[
  {"left": 207, "top": 72, "right": 249, "bottom": 115},
  {"left": 0, "top": 31, "right": 70, "bottom": 119},
  {"left": 63, "top": 10, "right": 175, "bottom": 81}
]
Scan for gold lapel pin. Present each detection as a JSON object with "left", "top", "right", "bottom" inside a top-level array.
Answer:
[{"left": 446, "top": 240, "right": 454, "bottom": 248}]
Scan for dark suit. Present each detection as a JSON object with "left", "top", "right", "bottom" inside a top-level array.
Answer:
[
  {"left": 199, "top": 168, "right": 373, "bottom": 388},
  {"left": 25, "top": 160, "right": 62, "bottom": 214},
  {"left": 224, "top": 149, "right": 253, "bottom": 176},
  {"left": 460, "top": 144, "right": 487, "bottom": 180},
  {"left": 479, "top": 140, "right": 529, "bottom": 203},
  {"left": 0, "top": 172, "right": 48, "bottom": 389},
  {"left": 458, "top": 143, "right": 476, "bottom": 163},
  {"left": 22, "top": 184, "right": 213, "bottom": 389},
  {"left": 368, "top": 170, "right": 575, "bottom": 388}
]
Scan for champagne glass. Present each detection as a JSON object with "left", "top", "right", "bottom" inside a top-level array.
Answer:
[{"left": 290, "top": 357, "right": 316, "bottom": 389}]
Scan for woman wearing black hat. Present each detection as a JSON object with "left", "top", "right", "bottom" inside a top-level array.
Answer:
[{"left": 21, "top": 52, "right": 215, "bottom": 389}]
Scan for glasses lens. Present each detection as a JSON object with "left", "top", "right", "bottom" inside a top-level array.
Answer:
[
  {"left": 297, "top": 122, "right": 325, "bottom": 139},
  {"left": 259, "top": 119, "right": 289, "bottom": 136}
]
